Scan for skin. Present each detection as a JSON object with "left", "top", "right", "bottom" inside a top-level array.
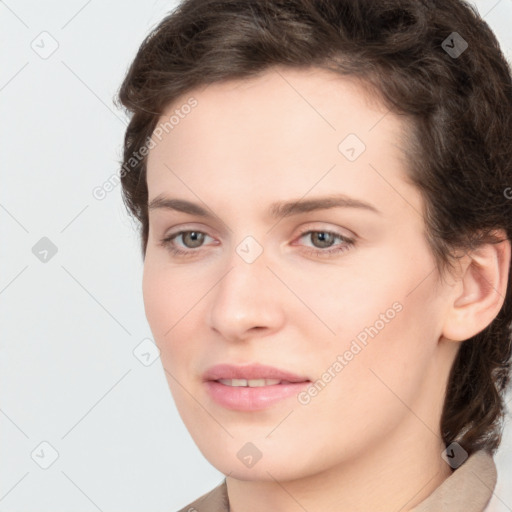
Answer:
[{"left": 142, "top": 66, "right": 510, "bottom": 512}]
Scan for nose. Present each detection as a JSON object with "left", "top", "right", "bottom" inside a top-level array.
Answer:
[{"left": 206, "top": 245, "right": 286, "bottom": 342}]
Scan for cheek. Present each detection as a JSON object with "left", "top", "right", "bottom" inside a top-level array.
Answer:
[
  {"left": 282, "top": 282, "right": 440, "bottom": 470},
  {"left": 142, "top": 258, "right": 211, "bottom": 382},
  {"left": 142, "top": 261, "right": 186, "bottom": 373},
  {"left": 291, "top": 242, "right": 441, "bottom": 410},
  {"left": 142, "top": 255, "right": 200, "bottom": 338},
  {"left": 142, "top": 261, "right": 169, "bottom": 339},
  {"left": 284, "top": 244, "right": 431, "bottom": 348}
]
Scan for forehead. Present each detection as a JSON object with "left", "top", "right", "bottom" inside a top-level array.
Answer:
[
  {"left": 145, "top": 66, "right": 418, "bottom": 220},
  {"left": 150, "top": 66, "right": 395, "bottom": 152}
]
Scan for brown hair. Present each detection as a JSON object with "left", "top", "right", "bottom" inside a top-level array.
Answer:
[{"left": 115, "top": 0, "right": 512, "bottom": 455}]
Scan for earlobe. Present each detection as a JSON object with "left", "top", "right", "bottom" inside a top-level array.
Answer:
[{"left": 442, "top": 231, "right": 511, "bottom": 342}]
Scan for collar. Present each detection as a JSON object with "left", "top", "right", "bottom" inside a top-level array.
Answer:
[
  {"left": 178, "top": 449, "right": 496, "bottom": 512},
  {"left": 410, "top": 450, "right": 496, "bottom": 512}
]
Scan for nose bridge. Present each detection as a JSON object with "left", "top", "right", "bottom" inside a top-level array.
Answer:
[
  {"left": 206, "top": 234, "right": 283, "bottom": 340},
  {"left": 222, "top": 232, "right": 270, "bottom": 296}
]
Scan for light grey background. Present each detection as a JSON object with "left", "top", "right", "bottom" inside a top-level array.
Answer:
[{"left": 1, "top": 1, "right": 511, "bottom": 511}]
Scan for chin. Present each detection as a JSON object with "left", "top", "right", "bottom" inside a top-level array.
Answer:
[{"left": 208, "top": 448, "right": 317, "bottom": 483}]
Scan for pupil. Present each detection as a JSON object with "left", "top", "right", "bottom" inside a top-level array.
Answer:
[
  {"left": 186, "top": 231, "right": 203, "bottom": 247},
  {"left": 314, "top": 232, "right": 333, "bottom": 248}
]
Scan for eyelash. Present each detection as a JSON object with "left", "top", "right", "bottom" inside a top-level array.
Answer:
[{"left": 158, "top": 228, "right": 355, "bottom": 259}]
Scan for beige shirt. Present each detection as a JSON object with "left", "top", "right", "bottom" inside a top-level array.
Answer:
[{"left": 176, "top": 450, "right": 496, "bottom": 512}]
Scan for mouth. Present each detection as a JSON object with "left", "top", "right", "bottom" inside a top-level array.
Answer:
[{"left": 202, "top": 364, "right": 311, "bottom": 411}]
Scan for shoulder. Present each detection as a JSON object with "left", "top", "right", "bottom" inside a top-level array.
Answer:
[{"left": 175, "top": 479, "right": 229, "bottom": 512}]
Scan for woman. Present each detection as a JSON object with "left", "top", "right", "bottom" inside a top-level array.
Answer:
[{"left": 115, "top": 0, "right": 512, "bottom": 510}]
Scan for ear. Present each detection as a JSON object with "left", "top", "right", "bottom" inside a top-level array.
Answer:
[{"left": 441, "top": 230, "right": 511, "bottom": 342}]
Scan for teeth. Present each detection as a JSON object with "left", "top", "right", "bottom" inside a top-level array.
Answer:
[{"left": 218, "top": 378, "right": 282, "bottom": 387}]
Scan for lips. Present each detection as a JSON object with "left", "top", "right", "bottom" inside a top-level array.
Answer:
[
  {"left": 202, "top": 363, "right": 312, "bottom": 411},
  {"left": 202, "top": 363, "right": 310, "bottom": 383}
]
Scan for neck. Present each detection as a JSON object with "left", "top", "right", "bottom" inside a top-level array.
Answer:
[{"left": 226, "top": 422, "right": 453, "bottom": 512}]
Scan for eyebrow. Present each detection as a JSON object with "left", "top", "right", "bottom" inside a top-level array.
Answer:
[{"left": 148, "top": 193, "right": 381, "bottom": 219}]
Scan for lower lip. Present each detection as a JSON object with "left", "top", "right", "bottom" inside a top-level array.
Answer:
[{"left": 204, "top": 380, "right": 311, "bottom": 411}]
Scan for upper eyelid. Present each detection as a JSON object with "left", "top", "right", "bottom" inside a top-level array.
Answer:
[
  {"left": 166, "top": 225, "right": 350, "bottom": 237},
  {"left": 163, "top": 220, "right": 355, "bottom": 237}
]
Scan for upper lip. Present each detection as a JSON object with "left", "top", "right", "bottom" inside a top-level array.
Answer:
[{"left": 203, "top": 363, "right": 310, "bottom": 383}]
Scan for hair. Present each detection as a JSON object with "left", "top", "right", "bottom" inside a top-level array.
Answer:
[{"left": 115, "top": 0, "right": 512, "bottom": 456}]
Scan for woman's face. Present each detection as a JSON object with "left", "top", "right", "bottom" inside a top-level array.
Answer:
[{"left": 143, "top": 66, "right": 456, "bottom": 481}]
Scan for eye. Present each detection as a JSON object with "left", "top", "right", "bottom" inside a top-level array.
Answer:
[
  {"left": 158, "top": 228, "right": 355, "bottom": 259},
  {"left": 293, "top": 229, "right": 355, "bottom": 258},
  {"left": 159, "top": 230, "right": 215, "bottom": 258}
]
